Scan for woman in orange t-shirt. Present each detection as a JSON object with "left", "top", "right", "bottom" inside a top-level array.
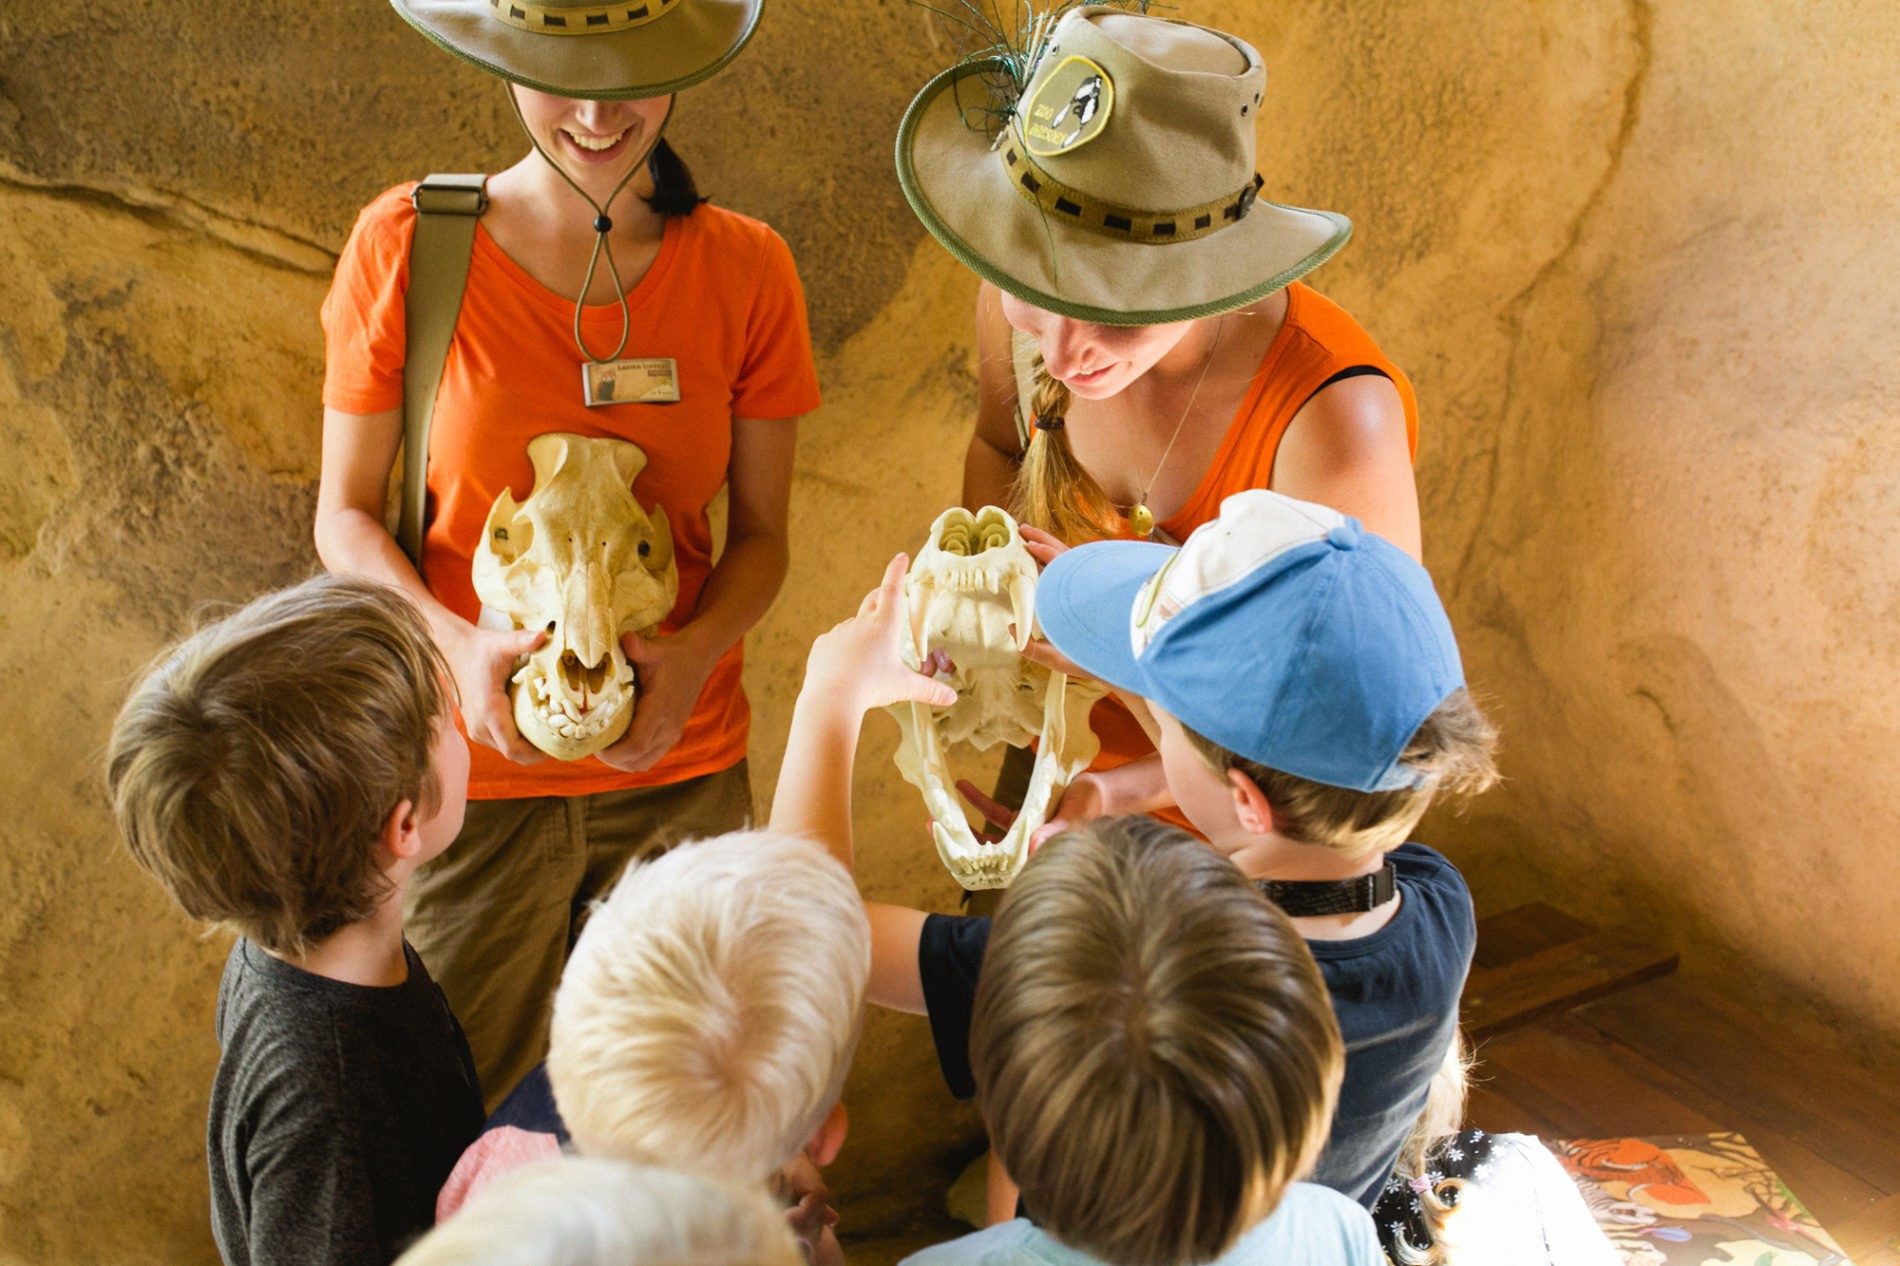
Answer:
[
  {"left": 896, "top": 10, "right": 1422, "bottom": 840},
  {"left": 313, "top": 4, "right": 815, "bottom": 1106}
]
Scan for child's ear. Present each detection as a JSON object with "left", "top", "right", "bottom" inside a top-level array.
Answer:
[
  {"left": 378, "top": 799, "right": 422, "bottom": 864},
  {"left": 805, "top": 1100, "right": 849, "bottom": 1168},
  {"left": 1226, "top": 768, "right": 1276, "bottom": 836}
]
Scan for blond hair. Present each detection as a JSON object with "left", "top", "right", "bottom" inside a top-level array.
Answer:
[
  {"left": 1185, "top": 688, "right": 1500, "bottom": 859},
  {"left": 548, "top": 831, "right": 870, "bottom": 1179},
  {"left": 973, "top": 816, "right": 1342, "bottom": 1266},
  {"left": 1012, "top": 356, "right": 1124, "bottom": 544},
  {"left": 1388, "top": 1034, "right": 1474, "bottom": 1266},
  {"left": 395, "top": 1158, "right": 800, "bottom": 1266},
  {"left": 106, "top": 574, "right": 449, "bottom": 956}
]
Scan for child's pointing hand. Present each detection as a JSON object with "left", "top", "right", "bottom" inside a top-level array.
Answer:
[{"left": 805, "top": 553, "right": 959, "bottom": 717}]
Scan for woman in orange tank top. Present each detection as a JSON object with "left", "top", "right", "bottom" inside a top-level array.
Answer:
[
  {"left": 896, "top": 9, "right": 1423, "bottom": 835},
  {"left": 965, "top": 279, "right": 1422, "bottom": 832}
]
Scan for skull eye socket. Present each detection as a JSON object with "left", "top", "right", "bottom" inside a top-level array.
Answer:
[{"left": 490, "top": 516, "right": 534, "bottom": 564}]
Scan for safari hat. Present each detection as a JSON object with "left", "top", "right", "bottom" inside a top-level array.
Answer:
[
  {"left": 390, "top": 0, "right": 762, "bottom": 98},
  {"left": 896, "top": 6, "right": 1351, "bottom": 326}
]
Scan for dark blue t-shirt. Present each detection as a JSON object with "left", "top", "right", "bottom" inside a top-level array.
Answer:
[
  {"left": 486, "top": 1062, "right": 570, "bottom": 1142},
  {"left": 916, "top": 842, "right": 1475, "bottom": 1209}
]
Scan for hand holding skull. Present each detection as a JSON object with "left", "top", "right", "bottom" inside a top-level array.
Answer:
[{"left": 443, "top": 621, "right": 550, "bottom": 765}]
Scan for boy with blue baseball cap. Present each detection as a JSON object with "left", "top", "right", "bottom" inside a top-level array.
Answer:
[{"left": 1031, "top": 488, "right": 1499, "bottom": 1206}]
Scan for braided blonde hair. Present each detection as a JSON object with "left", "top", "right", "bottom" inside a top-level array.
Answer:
[{"left": 1012, "top": 356, "right": 1122, "bottom": 545}]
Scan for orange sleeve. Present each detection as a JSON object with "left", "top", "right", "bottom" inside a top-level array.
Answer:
[
  {"left": 320, "top": 187, "right": 415, "bottom": 417},
  {"left": 730, "top": 228, "right": 822, "bottom": 420}
]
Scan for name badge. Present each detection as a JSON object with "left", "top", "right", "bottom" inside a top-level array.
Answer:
[{"left": 583, "top": 358, "right": 680, "bottom": 407}]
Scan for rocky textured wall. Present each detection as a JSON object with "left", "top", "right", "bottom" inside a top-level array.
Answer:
[{"left": 2, "top": 2, "right": 1896, "bottom": 1261}]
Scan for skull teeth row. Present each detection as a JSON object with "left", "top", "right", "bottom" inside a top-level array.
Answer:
[
  {"left": 527, "top": 675, "right": 620, "bottom": 738},
  {"left": 927, "top": 569, "right": 1015, "bottom": 593}
]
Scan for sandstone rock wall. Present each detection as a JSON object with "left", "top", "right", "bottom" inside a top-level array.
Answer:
[{"left": 2, "top": 2, "right": 1895, "bottom": 1260}]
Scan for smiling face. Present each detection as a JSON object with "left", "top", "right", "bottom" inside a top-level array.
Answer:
[
  {"left": 510, "top": 86, "right": 672, "bottom": 185},
  {"left": 998, "top": 290, "right": 1197, "bottom": 399}
]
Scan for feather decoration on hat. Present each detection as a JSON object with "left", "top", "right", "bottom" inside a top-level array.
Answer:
[{"left": 909, "top": 0, "right": 1155, "bottom": 134}]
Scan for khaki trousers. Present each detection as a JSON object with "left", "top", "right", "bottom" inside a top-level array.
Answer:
[{"left": 405, "top": 761, "right": 752, "bottom": 1110}]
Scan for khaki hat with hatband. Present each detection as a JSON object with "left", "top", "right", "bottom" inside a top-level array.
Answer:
[
  {"left": 896, "top": 6, "right": 1351, "bottom": 326},
  {"left": 391, "top": 0, "right": 761, "bottom": 98}
]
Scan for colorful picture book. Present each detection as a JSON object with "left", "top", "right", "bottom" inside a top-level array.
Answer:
[{"left": 1552, "top": 1132, "right": 1852, "bottom": 1265}]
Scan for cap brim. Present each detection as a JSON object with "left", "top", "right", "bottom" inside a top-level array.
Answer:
[
  {"left": 896, "top": 59, "right": 1353, "bottom": 326},
  {"left": 393, "top": 0, "right": 761, "bottom": 98},
  {"left": 1036, "top": 541, "right": 1178, "bottom": 696}
]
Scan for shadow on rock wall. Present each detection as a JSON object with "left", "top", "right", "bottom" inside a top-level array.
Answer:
[{"left": 2, "top": 1, "right": 1897, "bottom": 1262}]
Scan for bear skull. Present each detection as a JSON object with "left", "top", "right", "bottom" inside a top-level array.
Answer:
[
  {"left": 888, "top": 506, "right": 1104, "bottom": 889},
  {"left": 472, "top": 433, "right": 678, "bottom": 761}
]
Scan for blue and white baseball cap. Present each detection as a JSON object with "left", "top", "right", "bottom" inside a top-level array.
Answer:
[{"left": 1035, "top": 490, "right": 1466, "bottom": 792}]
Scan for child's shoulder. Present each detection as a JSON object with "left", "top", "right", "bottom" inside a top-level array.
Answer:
[
  {"left": 1391, "top": 841, "right": 1475, "bottom": 942},
  {"left": 1228, "top": 1182, "right": 1380, "bottom": 1262},
  {"left": 897, "top": 1219, "right": 1046, "bottom": 1266}
]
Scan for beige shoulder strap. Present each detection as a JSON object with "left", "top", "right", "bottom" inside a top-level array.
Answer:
[
  {"left": 397, "top": 173, "right": 488, "bottom": 572},
  {"left": 1009, "top": 326, "right": 1040, "bottom": 452}
]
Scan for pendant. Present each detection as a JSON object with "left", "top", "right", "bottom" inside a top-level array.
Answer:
[{"left": 1129, "top": 503, "right": 1155, "bottom": 538}]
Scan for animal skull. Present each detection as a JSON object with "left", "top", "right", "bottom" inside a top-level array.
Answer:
[
  {"left": 472, "top": 433, "right": 677, "bottom": 761},
  {"left": 888, "top": 506, "right": 1103, "bottom": 889}
]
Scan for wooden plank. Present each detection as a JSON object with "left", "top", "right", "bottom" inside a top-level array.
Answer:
[
  {"left": 1831, "top": 1192, "right": 1900, "bottom": 1266},
  {"left": 1578, "top": 976, "right": 1900, "bottom": 1196},
  {"left": 1466, "top": 1064, "right": 1576, "bottom": 1139},
  {"left": 1471, "top": 1017, "right": 1723, "bottom": 1136},
  {"left": 1471, "top": 1012, "right": 1885, "bottom": 1229},
  {"left": 1472, "top": 902, "right": 1595, "bottom": 970},
  {"left": 1463, "top": 930, "right": 1678, "bottom": 1038}
]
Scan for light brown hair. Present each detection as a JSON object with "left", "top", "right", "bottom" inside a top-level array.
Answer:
[
  {"left": 971, "top": 816, "right": 1342, "bottom": 1266},
  {"left": 1185, "top": 688, "right": 1500, "bottom": 859},
  {"left": 1013, "top": 356, "right": 1123, "bottom": 545},
  {"left": 107, "top": 574, "right": 450, "bottom": 956}
]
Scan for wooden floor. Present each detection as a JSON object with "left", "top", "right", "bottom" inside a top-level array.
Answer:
[
  {"left": 846, "top": 903, "right": 1900, "bottom": 1265},
  {"left": 1465, "top": 903, "right": 1900, "bottom": 1265}
]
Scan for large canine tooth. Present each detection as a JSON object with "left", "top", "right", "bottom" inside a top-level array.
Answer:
[
  {"left": 889, "top": 505, "right": 1101, "bottom": 891},
  {"left": 1007, "top": 573, "right": 1036, "bottom": 651}
]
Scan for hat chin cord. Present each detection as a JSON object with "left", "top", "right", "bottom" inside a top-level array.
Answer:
[{"left": 505, "top": 87, "right": 677, "bottom": 364}]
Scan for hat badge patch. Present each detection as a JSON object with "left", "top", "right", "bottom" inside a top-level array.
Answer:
[{"left": 1020, "top": 56, "right": 1114, "bottom": 156}]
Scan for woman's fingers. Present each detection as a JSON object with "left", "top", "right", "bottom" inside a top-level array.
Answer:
[
  {"left": 1021, "top": 637, "right": 1092, "bottom": 681},
  {"left": 1019, "top": 525, "right": 1068, "bottom": 567}
]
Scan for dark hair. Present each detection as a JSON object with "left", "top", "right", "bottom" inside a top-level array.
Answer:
[{"left": 642, "top": 139, "right": 704, "bottom": 217}]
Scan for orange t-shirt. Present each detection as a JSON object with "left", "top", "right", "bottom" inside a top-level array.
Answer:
[
  {"left": 322, "top": 185, "right": 821, "bottom": 799},
  {"left": 1086, "top": 282, "right": 1420, "bottom": 824}
]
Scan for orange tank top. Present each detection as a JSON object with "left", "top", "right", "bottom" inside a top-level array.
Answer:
[{"left": 1084, "top": 283, "right": 1419, "bottom": 828}]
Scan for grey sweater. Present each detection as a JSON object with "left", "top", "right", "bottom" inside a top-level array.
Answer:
[{"left": 207, "top": 939, "right": 483, "bottom": 1265}]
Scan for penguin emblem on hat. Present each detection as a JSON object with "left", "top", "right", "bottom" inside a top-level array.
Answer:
[
  {"left": 1021, "top": 56, "right": 1115, "bottom": 157},
  {"left": 1051, "top": 74, "right": 1103, "bottom": 148}
]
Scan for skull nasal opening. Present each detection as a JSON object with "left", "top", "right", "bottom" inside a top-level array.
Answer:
[{"left": 559, "top": 649, "right": 612, "bottom": 698}]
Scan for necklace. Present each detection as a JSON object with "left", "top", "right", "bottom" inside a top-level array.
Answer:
[
  {"left": 1127, "top": 315, "right": 1226, "bottom": 539},
  {"left": 1256, "top": 862, "right": 1398, "bottom": 917}
]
